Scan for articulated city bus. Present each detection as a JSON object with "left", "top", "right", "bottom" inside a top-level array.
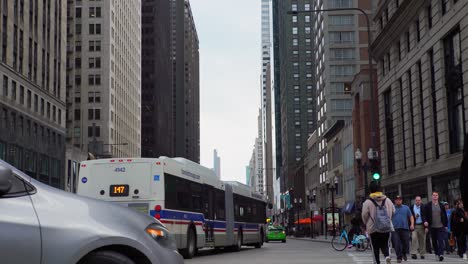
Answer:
[{"left": 76, "top": 157, "right": 266, "bottom": 258}]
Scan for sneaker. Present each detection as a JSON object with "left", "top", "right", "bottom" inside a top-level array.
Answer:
[
  {"left": 403, "top": 255, "right": 407, "bottom": 261},
  {"left": 386, "top": 256, "right": 392, "bottom": 264},
  {"left": 411, "top": 255, "right": 417, "bottom": 260},
  {"left": 397, "top": 259, "right": 402, "bottom": 263},
  {"left": 463, "top": 254, "right": 467, "bottom": 260},
  {"left": 439, "top": 255, "right": 444, "bottom": 261},
  {"left": 420, "top": 256, "right": 425, "bottom": 259}
]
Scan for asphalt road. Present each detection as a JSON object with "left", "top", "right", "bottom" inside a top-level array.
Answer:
[{"left": 185, "top": 238, "right": 468, "bottom": 264}]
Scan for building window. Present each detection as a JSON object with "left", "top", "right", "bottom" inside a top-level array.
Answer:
[
  {"left": 292, "top": 27, "right": 298, "bottom": 35},
  {"left": 2, "top": 76, "right": 8, "bottom": 97},
  {"left": 27, "top": 90, "right": 31, "bottom": 108},
  {"left": 444, "top": 27, "right": 465, "bottom": 153},
  {"left": 305, "top": 15, "right": 310, "bottom": 23},
  {"left": 74, "top": 109, "right": 80, "bottom": 120},
  {"left": 416, "top": 19, "right": 420, "bottom": 42},
  {"left": 292, "top": 15, "right": 297, "bottom": 23},
  {"left": 428, "top": 49, "right": 439, "bottom": 159},
  {"left": 88, "top": 75, "right": 101, "bottom": 85},
  {"left": 381, "top": 60, "right": 385, "bottom": 77},
  {"left": 406, "top": 31, "right": 411, "bottom": 53},
  {"left": 75, "top": 23, "right": 81, "bottom": 35},
  {"left": 292, "top": 38, "right": 298, "bottom": 46},
  {"left": 387, "top": 53, "right": 391, "bottom": 71},
  {"left": 397, "top": 41, "right": 401, "bottom": 61},
  {"left": 441, "top": 0, "right": 449, "bottom": 15},
  {"left": 11, "top": 81, "right": 16, "bottom": 101},
  {"left": 329, "top": 31, "right": 355, "bottom": 43},
  {"left": 384, "top": 90, "right": 395, "bottom": 174},
  {"left": 75, "top": 41, "right": 81, "bottom": 52},
  {"left": 75, "top": 7, "right": 81, "bottom": 18},
  {"left": 75, "top": 57, "right": 81, "bottom": 69},
  {"left": 2, "top": 16, "right": 7, "bottom": 63},
  {"left": 329, "top": 0, "right": 352, "bottom": 8},
  {"left": 88, "top": 57, "right": 101, "bottom": 68},
  {"left": 408, "top": 70, "right": 416, "bottom": 166},
  {"left": 399, "top": 78, "right": 407, "bottom": 169},
  {"left": 46, "top": 102, "right": 50, "bottom": 119},
  {"left": 330, "top": 48, "right": 355, "bottom": 60},
  {"left": 417, "top": 61, "right": 426, "bottom": 162},
  {"left": 40, "top": 98, "right": 43, "bottom": 115},
  {"left": 89, "top": 24, "right": 101, "bottom": 35},
  {"left": 329, "top": 15, "right": 354, "bottom": 26},
  {"left": 427, "top": 5, "right": 432, "bottom": 29},
  {"left": 89, "top": 40, "right": 101, "bottom": 51},
  {"left": 19, "top": 85, "right": 24, "bottom": 104},
  {"left": 89, "top": 7, "right": 101, "bottom": 18}
]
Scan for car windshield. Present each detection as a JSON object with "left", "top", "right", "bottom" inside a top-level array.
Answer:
[{"left": 268, "top": 227, "right": 284, "bottom": 232}]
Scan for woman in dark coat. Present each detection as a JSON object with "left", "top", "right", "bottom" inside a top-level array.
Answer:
[{"left": 451, "top": 199, "right": 468, "bottom": 259}]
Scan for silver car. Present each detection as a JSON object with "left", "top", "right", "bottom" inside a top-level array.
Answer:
[{"left": 0, "top": 159, "right": 184, "bottom": 264}]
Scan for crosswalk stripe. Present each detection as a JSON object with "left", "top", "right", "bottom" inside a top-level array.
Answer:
[{"left": 347, "top": 251, "right": 468, "bottom": 264}]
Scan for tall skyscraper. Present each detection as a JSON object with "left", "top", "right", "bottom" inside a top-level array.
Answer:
[
  {"left": 213, "top": 149, "right": 220, "bottom": 179},
  {"left": 0, "top": 0, "right": 67, "bottom": 188},
  {"left": 272, "top": 0, "right": 317, "bottom": 200},
  {"left": 66, "top": 0, "right": 142, "bottom": 158},
  {"left": 260, "top": 0, "right": 273, "bottom": 201},
  {"left": 141, "top": 0, "right": 200, "bottom": 163},
  {"left": 312, "top": 0, "right": 374, "bottom": 189}
]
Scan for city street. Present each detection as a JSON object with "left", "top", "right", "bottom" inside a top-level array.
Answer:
[{"left": 187, "top": 239, "right": 468, "bottom": 264}]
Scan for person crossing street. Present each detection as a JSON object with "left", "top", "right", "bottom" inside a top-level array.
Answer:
[
  {"left": 391, "top": 195, "right": 414, "bottom": 263},
  {"left": 423, "top": 191, "right": 449, "bottom": 261},
  {"left": 362, "top": 181, "right": 395, "bottom": 264},
  {"left": 410, "top": 196, "right": 426, "bottom": 260}
]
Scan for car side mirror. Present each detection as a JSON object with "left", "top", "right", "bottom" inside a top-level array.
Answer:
[{"left": 0, "top": 166, "right": 12, "bottom": 196}]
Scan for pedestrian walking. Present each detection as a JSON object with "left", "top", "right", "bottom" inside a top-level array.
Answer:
[
  {"left": 391, "top": 195, "right": 414, "bottom": 263},
  {"left": 423, "top": 191, "right": 449, "bottom": 261},
  {"left": 362, "top": 181, "right": 395, "bottom": 264},
  {"left": 444, "top": 202, "right": 453, "bottom": 254},
  {"left": 410, "top": 196, "right": 426, "bottom": 260},
  {"left": 450, "top": 199, "right": 467, "bottom": 259}
]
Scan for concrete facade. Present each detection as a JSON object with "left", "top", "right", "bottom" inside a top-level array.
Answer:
[
  {"left": 0, "top": 0, "right": 67, "bottom": 188},
  {"left": 66, "top": 0, "right": 142, "bottom": 158},
  {"left": 372, "top": 0, "right": 468, "bottom": 204},
  {"left": 312, "top": 0, "right": 376, "bottom": 190}
]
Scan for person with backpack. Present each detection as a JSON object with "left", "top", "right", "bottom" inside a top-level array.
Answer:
[
  {"left": 391, "top": 195, "right": 414, "bottom": 263},
  {"left": 423, "top": 191, "right": 448, "bottom": 261},
  {"left": 362, "top": 181, "right": 395, "bottom": 264}
]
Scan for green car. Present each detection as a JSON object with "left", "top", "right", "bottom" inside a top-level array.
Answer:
[{"left": 265, "top": 226, "right": 286, "bottom": 243}]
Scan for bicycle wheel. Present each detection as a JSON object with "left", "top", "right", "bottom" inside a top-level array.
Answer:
[
  {"left": 355, "top": 236, "right": 370, "bottom": 252},
  {"left": 331, "top": 235, "right": 348, "bottom": 251}
]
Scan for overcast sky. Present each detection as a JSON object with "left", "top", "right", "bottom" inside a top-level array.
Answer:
[{"left": 190, "top": 0, "right": 262, "bottom": 183}]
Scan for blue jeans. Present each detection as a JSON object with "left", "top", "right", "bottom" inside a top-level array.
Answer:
[
  {"left": 392, "top": 229, "right": 410, "bottom": 259},
  {"left": 431, "top": 228, "right": 447, "bottom": 256}
]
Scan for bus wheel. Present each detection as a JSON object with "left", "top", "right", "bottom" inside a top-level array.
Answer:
[
  {"left": 254, "top": 230, "right": 263, "bottom": 248},
  {"left": 181, "top": 227, "right": 196, "bottom": 259},
  {"left": 234, "top": 232, "right": 242, "bottom": 251}
]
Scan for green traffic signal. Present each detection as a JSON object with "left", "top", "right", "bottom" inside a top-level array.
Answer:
[{"left": 372, "top": 172, "right": 381, "bottom": 180}]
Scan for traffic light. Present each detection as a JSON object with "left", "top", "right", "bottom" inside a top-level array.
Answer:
[{"left": 370, "top": 159, "right": 381, "bottom": 181}]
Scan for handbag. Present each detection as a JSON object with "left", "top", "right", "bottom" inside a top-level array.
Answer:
[{"left": 449, "top": 233, "right": 456, "bottom": 247}]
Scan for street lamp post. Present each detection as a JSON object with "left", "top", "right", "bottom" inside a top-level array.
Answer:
[
  {"left": 355, "top": 148, "right": 369, "bottom": 197},
  {"left": 327, "top": 177, "right": 339, "bottom": 236}
]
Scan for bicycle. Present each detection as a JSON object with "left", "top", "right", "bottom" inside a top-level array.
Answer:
[{"left": 331, "top": 225, "right": 370, "bottom": 251}]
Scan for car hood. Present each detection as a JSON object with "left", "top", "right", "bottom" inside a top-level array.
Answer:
[{"left": 30, "top": 177, "right": 158, "bottom": 230}]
